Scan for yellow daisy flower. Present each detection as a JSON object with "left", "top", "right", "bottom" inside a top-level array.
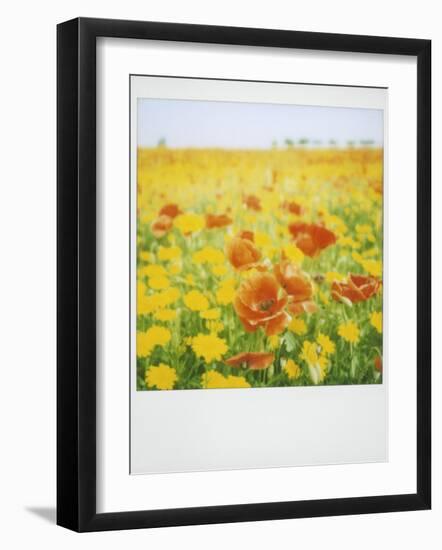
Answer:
[
  {"left": 145, "top": 363, "right": 177, "bottom": 390},
  {"left": 200, "top": 308, "right": 221, "bottom": 320},
  {"left": 139, "top": 264, "right": 167, "bottom": 278},
  {"left": 158, "top": 245, "right": 182, "bottom": 261},
  {"left": 289, "top": 318, "right": 307, "bottom": 335},
  {"left": 338, "top": 321, "right": 360, "bottom": 344},
  {"left": 184, "top": 290, "right": 209, "bottom": 311},
  {"left": 316, "top": 333, "right": 336, "bottom": 355},
  {"left": 282, "top": 243, "right": 304, "bottom": 263},
  {"left": 212, "top": 264, "right": 228, "bottom": 277},
  {"left": 193, "top": 246, "right": 225, "bottom": 265},
  {"left": 370, "top": 311, "right": 382, "bottom": 333},
  {"left": 192, "top": 333, "right": 228, "bottom": 362},
  {"left": 283, "top": 359, "right": 302, "bottom": 380},
  {"left": 153, "top": 309, "right": 178, "bottom": 322},
  {"left": 148, "top": 275, "right": 170, "bottom": 290},
  {"left": 216, "top": 279, "right": 236, "bottom": 305},
  {"left": 174, "top": 213, "right": 205, "bottom": 234},
  {"left": 137, "top": 326, "right": 171, "bottom": 357}
]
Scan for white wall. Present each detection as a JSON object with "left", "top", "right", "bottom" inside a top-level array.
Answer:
[{"left": 0, "top": 1, "right": 439, "bottom": 548}]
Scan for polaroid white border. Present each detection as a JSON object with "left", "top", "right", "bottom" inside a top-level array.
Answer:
[
  {"left": 96, "top": 37, "right": 416, "bottom": 513},
  {"left": 129, "top": 76, "right": 388, "bottom": 475}
]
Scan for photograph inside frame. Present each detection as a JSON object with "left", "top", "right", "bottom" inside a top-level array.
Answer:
[{"left": 134, "top": 90, "right": 384, "bottom": 392}]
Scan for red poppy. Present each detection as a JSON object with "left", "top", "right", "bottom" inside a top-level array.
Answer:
[
  {"left": 226, "top": 235, "right": 262, "bottom": 271},
  {"left": 151, "top": 214, "right": 172, "bottom": 238},
  {"left": 234, "top": 272, "right": 289, "bottom": 336},
  {"left": 331, "top": 274, "right": 380, "bottom": 304},
  {"left": 205, "top": 213, "right": 233, "bottom": 229},
  {"left": 159, "top": 203, "right": 181, "bottom": 219},
  {"left": 274, "top": 261, "right": 317, "bottom": 315},
  {"left": 243, "top": 194, "right": 262, "bottom": 211},
  {"left": 288, "top": 222, "right": 336, "bottom": 257},
  {"left": 282, "top": 200, "right": 303, "bottom": 215},
  {"left": 374, "top": 356, "right": 382, "bottom": 372},
  {"left": 238, "top": 230, "right": 254, "bottom": 242},
  {"left": 226, "top": 352, "right": 275, "bottom": 370}
]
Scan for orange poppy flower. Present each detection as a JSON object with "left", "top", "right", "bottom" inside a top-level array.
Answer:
[
  {"left": 226, "top": 235, "right": 262, "bottom": 271},
  {"left": 159, "top": 203, "right": 181, "bottom": 219},
  {"left": 205, "top": 213, "right": 233, "bottom": 229},
  {"left": 238, "top": 230, "right": 254, "bottom": 242},
  {"left": 288, "top": 222, "right": 336, "bottom": 257},
  {"left": 374, "top": 355, "right": 382, "bottom": 372},
  {"left": 331, "top": 274, "right": 380, "bottom": 304},
  {"left": 226, "top": 352, "right": 274, "bottom": 370},
  {"left": 274, "top": 261, "right": 317, "bottom": 315},
  {"left": 243, "top": 194, "right": 262, "bottom": 211},
  {"left": 282, "top": 200, "right": 303, "bottom": 215},
  {"left": 151, "top": 214, "right": 172, "bottom": 238},
  {"left": 234, "top": 272, "right": 289, "bottom": 336}
]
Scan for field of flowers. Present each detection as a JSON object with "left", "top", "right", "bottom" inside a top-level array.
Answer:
[{"left": 136, "top": 147, "right": 383, "bottom": 390}]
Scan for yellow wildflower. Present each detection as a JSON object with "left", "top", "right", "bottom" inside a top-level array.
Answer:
[
  {"left": 168, "top": 262, "right": 182, "bottom": 275},
  {"left": 316, "top": 333, "right": 336, "bottom": 355},
  {"left": 139, "top": 264, "right": 167, "bottom": 278},
  {"left": 362, "top": 247, "right": 379, "bottom": 258},
  {"left": 212, "top": 264, "right": 228, "bottom": 277},
  {"left": 145, "top": 363, "right": 177, "bottom": 390},
  {"left": 200, "top": 308, "right": 221, "bottom": 320},
  {"left": 356, "top": 223, "right": 372, "bottom": 235},
  {"left": 282, "top": 243, "right": 304, "bottom": 263},
  {"left": 338, "top": 236, "right": 360, "bottom": 249},
  {"left": 137, "top": 326, "right": 171, "bottom": 357},
  {"left": 225, "top": 375, "right": 251, "bottom": 389},
  {"left": 325, "top": 271, "right": 345, "bottom": 283},
  {"left": 254, "top": 231, "right": 272, "bottom": 247},
  {"left": 338, "top": 321, "right": 360, "bottom": 343},
  {"left": 268, "top": 335, "right": 280, "bottom": 349},
  {"left": 319, "top": 290, "right": 329, "bottom": 305},
  {"left": 158, "top": 245, "right": 181, "bottom": 261},
  {"left": 289, "top": 318, "right": 307, "bottom": 335},
  {"left": 174, "top": 213, "right": 205, "bottom": 234},
  {"left": 283, "top": 359, "right": 302, "bottom": 379},
  {"left": 192, "top": 333, "right": 228, "bottom": 362},
  {"left": 193, "top": 246, "right": 225, "bottom": 265},
  {"left": 370, "top": 311, "right": 382, "bottom": 333},
  {"left": 206, "top": 320, "right": 224, "bottom": 334},
  {"left": 201, "top": 370, "right": 227, "bottom": 389},
  {"left": 216, "top": 279, "right": 236, "bottom": 305},
  {"left": 138, "top": 250, "right": 152, "bottom": 263},
  {"left": 300, "top": 340, "right": 319, "bottom": 365},
  {"left": 361, "top": 259, "right": 382, "bottom": 278},
  {"left": 153, "top": 309, "right": 177, "bottom": 322},
  {"left": 184, "top": 290, "right": 209, "bottom": 311},
  {"left": 148, "top": 275, "right": 170, "bottom": 290},
  {"left": 156, "top": 287, "right": 180, "bottom": 308}
]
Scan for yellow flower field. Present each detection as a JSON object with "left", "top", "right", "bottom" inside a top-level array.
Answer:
[{"left": 136, "top": 146, "right": 383, "bottom": 390}]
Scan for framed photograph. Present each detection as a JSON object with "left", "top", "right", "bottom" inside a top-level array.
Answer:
[{"left": 57, "top": 17, "right": 431, "bottom": 531}]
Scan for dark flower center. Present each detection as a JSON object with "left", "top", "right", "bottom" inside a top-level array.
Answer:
[{"left": 259, "top": 299, "right": 274, "bottom": 312}]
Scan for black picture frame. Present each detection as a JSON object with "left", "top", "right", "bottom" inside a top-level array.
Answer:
[{"left": 57, "top": 17, "right": 431, "bottom": 532}]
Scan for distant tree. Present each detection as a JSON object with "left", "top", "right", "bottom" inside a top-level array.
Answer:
[
  {"left": 298, "top": 138, "right": 309, "bottom": 146},
  {"left": 157, "top": 138, "right": 167, "bottom": 148},
  {"left": 284, "top": 138, "right": 294, "bottom": 148},
  {"left": 359, "top": 139, "right": 375, "bottom": 146},
  {"left": 329, "top": 139, "right": 337, "bottom": 146},
  {"left": 347, "top": 140, "right": 355, "bottom": 148}
]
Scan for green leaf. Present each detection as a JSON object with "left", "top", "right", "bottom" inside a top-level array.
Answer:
[{"left": 284, "top": 331, "right": 297, "bottom": 353}]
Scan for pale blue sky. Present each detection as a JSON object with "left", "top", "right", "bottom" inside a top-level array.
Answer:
[{"left": 137, "top": 98, "right": 383, "bottom": 149}]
